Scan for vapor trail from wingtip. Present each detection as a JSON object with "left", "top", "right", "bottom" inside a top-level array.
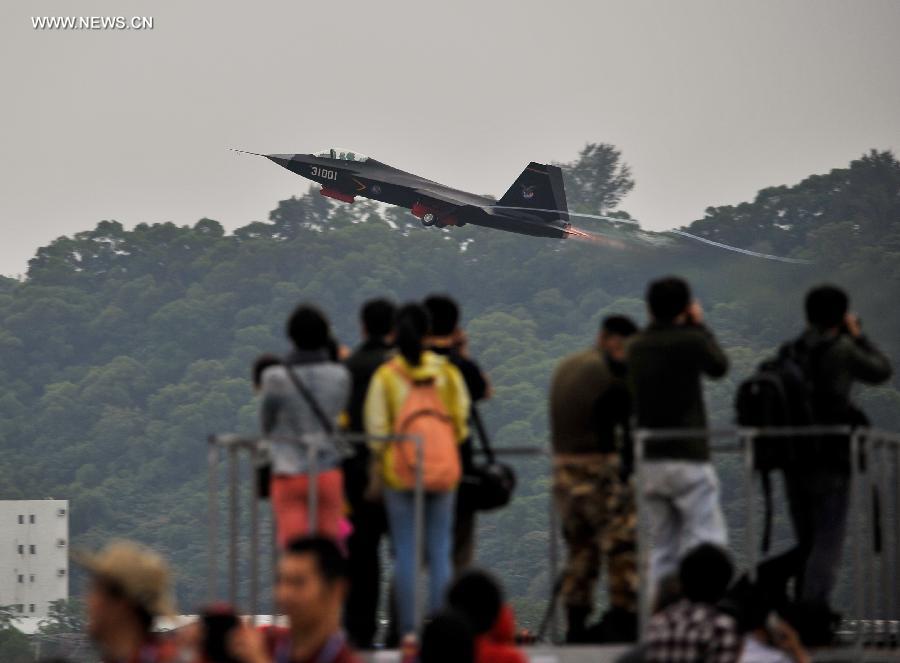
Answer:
[
  {"left": 667, "top": 229, "right": 812, "bottom": 264},
  {"left": 491, "top": 205, "right": 809, "bottom": 263}
]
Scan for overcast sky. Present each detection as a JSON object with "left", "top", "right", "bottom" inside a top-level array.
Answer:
[{"left": 2, "top": 0, "right": 899, "bottom": 276}]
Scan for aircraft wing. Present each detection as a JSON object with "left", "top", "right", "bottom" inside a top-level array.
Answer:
[{"left": 412, "top": 187, "right": 471, "bottom": 210}]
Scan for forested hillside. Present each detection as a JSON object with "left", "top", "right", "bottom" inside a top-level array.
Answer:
[{"left": 1, "top": 146, "right": 898, "bottom": 624}]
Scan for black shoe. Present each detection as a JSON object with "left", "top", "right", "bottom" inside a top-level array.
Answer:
[
  {"left": 565, "top": 606, "right": 591, "bottom": 644},
  {"left": 584, "top": 607, "right": 638, "bottom": 643}
]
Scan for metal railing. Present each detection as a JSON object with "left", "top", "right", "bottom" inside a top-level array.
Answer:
[
  {"left": 207, "top": 432, "right": 430, "bottom": 629},
  {"left": 206, "top": 435, "right": 559, "bottom": 637},
  {"left": 634, "top": 425, "right": 900, "bottom": 655},
  {"left": 207, "top": 425, "right": 900, "bottom": 654}
]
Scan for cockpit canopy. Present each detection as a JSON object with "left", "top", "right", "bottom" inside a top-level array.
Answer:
[{"left": 313, "top": 148, "right": 369, "bottom": 163}]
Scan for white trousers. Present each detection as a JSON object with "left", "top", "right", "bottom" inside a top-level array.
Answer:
[{"left": 642, "top": 460, "right": 728, "bottom": 587}]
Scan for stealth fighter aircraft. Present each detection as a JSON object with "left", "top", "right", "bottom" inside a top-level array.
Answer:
[{"left": 236, "top": 147, "right": 587, "bottom": 239}]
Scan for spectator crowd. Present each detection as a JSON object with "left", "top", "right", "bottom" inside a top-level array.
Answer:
[{"left": 63, "top": 277, "right": 892, "bottom": 663}]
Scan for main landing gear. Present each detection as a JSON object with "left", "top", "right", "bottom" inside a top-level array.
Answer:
[
  {"left": 412, "top": 203, "right": 466, "bottom": 229},
  {"left": 419, "top": 211, "right": 447, "bottom": 228}
]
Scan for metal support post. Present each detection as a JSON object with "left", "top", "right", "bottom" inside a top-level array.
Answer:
[
  {"left": 228, "top": 444, "right": 239, "bottom": 608},
  {"left": 249, "top": 444, "right": 260, "bottom": 623},
  {"left": 852, "top": 430, "right": 866, "bottom": 649},
  {"left": 742, "top": 430, "right": 757, "bottom": 581},
  {"left": 307, "top": 442, "right": 319, "bottom": 534},
  {"left": 635, "top": 430, "right": 650, "bottom": 643},
  {"left": 413, "top": 434, "right": 426, "bottom": 635},
  {"left": 207, "top": 436, "right": 220, "bottom": 602},
  {"left": 548, "top": 481, "right": 560, "bottom": 644}
]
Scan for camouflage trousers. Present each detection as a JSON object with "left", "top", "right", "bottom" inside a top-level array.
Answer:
[{"left": 552, "top": 455, "right": 638, "bottom": 613}]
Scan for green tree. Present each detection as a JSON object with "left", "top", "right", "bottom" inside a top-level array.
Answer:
[
  {"left": 38, "top": 599, "right": 85, "bottom": 634},
  {"left": 0, "top": 605, "right": 19, "bottom": 631},
  {"left": 0, "top": 614, "right": 32, "bottom": 663},
  {"left": 558, "top": 142, "right": 635, "bottom": 214}
]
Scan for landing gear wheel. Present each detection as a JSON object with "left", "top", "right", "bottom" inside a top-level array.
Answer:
[{"left": 422, "top": 213, "right": 436, "bottom": 227}]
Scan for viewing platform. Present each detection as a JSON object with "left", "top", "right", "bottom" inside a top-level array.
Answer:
[{"left": 206, "top": 427, "right": 900, "bottom": 661}]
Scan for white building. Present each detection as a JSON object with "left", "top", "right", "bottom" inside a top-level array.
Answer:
[{"left": 0, "top": 499, "right": 69, "bottom": 626}]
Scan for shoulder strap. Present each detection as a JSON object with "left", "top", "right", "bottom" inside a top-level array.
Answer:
[
  {"left": 389, "top": 357, "right": 436, "bottom": 387},
  {"left": 388, "top": 358, "right": 412, "bottom": 384},
  {"left": 470, "top": 405, "right": 496, "bottom": 464},
  {"left": 779, "top": 336, "right": 807, "bottom": 363},
  {"left": 282, "top": 361, "right": 334, "bottom": 435},
  {"left": 760, "top": 470, "right": 773, "bottom": 554}
]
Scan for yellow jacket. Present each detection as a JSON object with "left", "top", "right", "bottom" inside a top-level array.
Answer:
[{"left": 364, "top": 351, "right": 471, "bottom": 489}]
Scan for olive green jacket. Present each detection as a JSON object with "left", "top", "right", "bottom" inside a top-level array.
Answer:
[{"left": 627, "top": 323, "right": 729, "bottom": 461}]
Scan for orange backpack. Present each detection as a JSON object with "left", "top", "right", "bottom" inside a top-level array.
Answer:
[{"left": 388, "top": 361, "right": 461, "bottom": 492}]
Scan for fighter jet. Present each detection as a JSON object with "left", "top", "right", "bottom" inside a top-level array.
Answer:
[{"left": 235, "top": 147, "right": 586, "bottom": 239}]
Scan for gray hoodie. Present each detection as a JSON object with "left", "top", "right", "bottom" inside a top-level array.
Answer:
[{"left": 260, "top": 352, "right": 351, "bottom": 475}]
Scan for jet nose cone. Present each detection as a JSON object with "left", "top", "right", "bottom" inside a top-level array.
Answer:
[{"left": 265, "top": 153, "right": 300, "bottom": 168}]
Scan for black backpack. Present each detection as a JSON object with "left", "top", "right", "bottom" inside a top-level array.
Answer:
[
  {"left": 735, "top": 339, "right": 822, "bottom": 471},
  {"left": 736, "top": 336, "right": 881, "bottom": 557},
  {"left": 735, "top": 337, "right": 831, "bottom": 551}
]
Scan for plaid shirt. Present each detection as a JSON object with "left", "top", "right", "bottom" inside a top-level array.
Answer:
[{"left": 645, "top": 599, "right": 742, "bottom": 663}]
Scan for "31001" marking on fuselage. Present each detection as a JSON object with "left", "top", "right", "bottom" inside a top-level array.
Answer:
[{"left": 310, "top": 166, "right": 337, "bottom": 181}]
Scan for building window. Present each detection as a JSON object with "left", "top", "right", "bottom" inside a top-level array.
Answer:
[
  {"left": 29, "top": 515, "right": 35, "bottom": 524},
  {"left": 57, "top": 569, "right": 67, "bottom": 577},
  {"left": 17, "top": 515, "right": 23, "bottom": 524},
  {"left": 18, "top": 574, "right": 24, "bottom": 583},
  {"left": 29, "top": 574, "right": 35, "bottom": 583},
  {"left": 58, "top": 508, "right": 67, "bottom": 517},
  {"left": 28, "top": 604, "right": 35, "bottom": 613},
  {"left": 17, "top": 544, "right": 24, "bottom": 555},
  {"left": 29, "top": 545, "right": 36, "bottom": 554},
  {"left": 57, "top": 538, "right": 66, "bottom": 548},
  {"left": 16, "top": 604, "right": 24, "bottom": 613}
]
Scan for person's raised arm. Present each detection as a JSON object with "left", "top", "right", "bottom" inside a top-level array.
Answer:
[
  {"left": 843, "top": 314, "right": 893, "bottom": 384},
  {"left": 698, "top": 328, "right": 730, "bottom": 378},
  {"left": 686, "top": 301, "right": 729, "bottom": 379}
]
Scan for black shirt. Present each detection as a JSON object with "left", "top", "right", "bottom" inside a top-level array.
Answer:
[{"left": 344, "top": 338, "right": 394, "bottom": 434}]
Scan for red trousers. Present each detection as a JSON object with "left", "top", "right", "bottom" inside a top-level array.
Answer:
[{"left": 271, "top": 469, "right": 344, "bottom": 548}]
